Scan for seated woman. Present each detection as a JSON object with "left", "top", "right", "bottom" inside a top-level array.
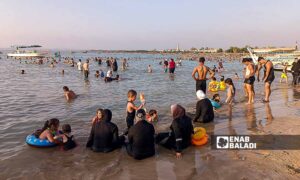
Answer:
[
  {"left": 92, "top": 108, "right": 104, "bottom": 125},
  {"left": 36, "top": 118, "right": 61, "bottom": 143},
  {"left": 193, "top": 90, "right": 214, "bottom": 123},
  {"left": 156, "top": 104, "right": 193, "bottom": 159},
  {"left": 146, "top": 109, "right": 158, "bottom": 122},
  {"left": 86, "top": 109, "right": 124, "bottom": 153}
]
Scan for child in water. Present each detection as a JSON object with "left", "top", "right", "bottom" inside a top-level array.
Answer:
[
  {"left": 92, "top": 108, "right": 104, "bottom": 124},
  {"left": 37, "top": 118, "right": 61, "bottom": 143},
  {"left": 95, "top": 70, "right": 100, "bottom": 78},
  {"left": 225, "top": 78, "right": 236, "bottom": 104},
  {"left": 208, "top": 77, "right": 219, "bottom": 92},
  {"left": 219, "top": 76, "right": 226, "bottom": 91},
  {"left": 57, "top": 124, "right": 76, "bottom": 150},
  {"left": 126, "top": 90, "right": 145, "bottom": 132},
  {"left": 146, "top": 109, "right": 158, "bottom": 122}
]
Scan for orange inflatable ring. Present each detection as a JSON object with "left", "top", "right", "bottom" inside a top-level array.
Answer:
[
  {"left": 192, "top": 127, "right": 206, "bottom": 140},
  {"left": 192, "top": 134, "right": 208, "bottom": 146}
]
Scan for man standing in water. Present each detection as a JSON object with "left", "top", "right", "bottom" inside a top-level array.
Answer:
[
  {"left": 257, "top": 57, "right": 275, "bottom": 102},
  {"left": 77, "top": 59, "right": 82, "bottom": 71},
  {"left": 192, "top": 57, "right": 215, "bottom": 93},
  {"left": 83, "top": 60, "right": 89, "bottom": 79}
]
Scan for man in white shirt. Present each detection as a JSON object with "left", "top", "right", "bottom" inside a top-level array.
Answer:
[{"left": 77, "top": 59, "right": 82, "bottom": 71}]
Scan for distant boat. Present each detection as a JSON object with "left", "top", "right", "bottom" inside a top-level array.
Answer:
[
  {"left": 7, "top": 45, "right": 47, "bottom": 58},
  {"left": 247, "top": 47, "right": 299, "bottom": 71}
]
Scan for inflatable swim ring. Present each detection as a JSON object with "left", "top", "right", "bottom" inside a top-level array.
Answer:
[
  {"left": 192, "top": 134, "right": 208, "bottom": 146},
  {"left": 26, "top": 134, "right": 56, "bottom": 147},
  {"left": 192, "top": 127, "right": 206, "bottom": 140},
  {"left": 209, "top": 99, "right": 221, "bottom": 109},
  {"left": 208, "top": 82, "right": 219, "bottom": 92},
  {"left": 219, "top": 81, "right": 226, "bottom": 91}
]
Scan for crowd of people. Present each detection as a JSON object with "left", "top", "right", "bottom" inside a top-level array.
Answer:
[{"left": 23, "top": 55, "right": 300, "bottom": 161}]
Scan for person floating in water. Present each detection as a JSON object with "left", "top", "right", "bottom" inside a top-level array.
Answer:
[
  {"left": 35, "top": 118, "right": 61, "bottom": 143},
  {"left": 192, "top": 57, "right": 215, "bottom": 94},
  {"left": 126, "top": 109, "right": 155, "bottom": 160},
  {"left": 63, "top": 86, "right": 77, "bottom": 101},
  {"left": 257, "top": 57, "right": 275, "bottom": 103}
]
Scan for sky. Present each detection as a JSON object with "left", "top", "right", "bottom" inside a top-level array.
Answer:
[{"left": 0, "top": 0, "right": 299, "bottom": 50}]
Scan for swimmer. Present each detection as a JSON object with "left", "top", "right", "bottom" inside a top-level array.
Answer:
[
  {"left": 95, "top": 70, "right": 100, "bottom": 78},
  {"left": 147, "top": 65, "right": 153, "bottom": 73},
  {"left": 21, "top": 70, "right": 25, "bottom": 74},
  {"left": 50, "top": 62, "right": 55, "bottom": 68},
  {"left": 63, "top": 86, "right": 77, "bottom": 101},
  {"left": 100, "top": 70, "right": 105, "bottom": 78},
  {"left": 234, "top": 73, "right": 239, "bottom": 80}
]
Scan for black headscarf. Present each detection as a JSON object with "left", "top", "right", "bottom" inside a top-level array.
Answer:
[{"left": 103, "top": 109, "right": 112, "bottom": 122}]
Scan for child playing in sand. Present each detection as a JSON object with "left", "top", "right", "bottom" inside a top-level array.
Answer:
[
  {"left": 126, "top": 90, "right": 145, "bottom": 131},
  {"left": 208, "top": 77, "right": 219, "bottom": 92},
  {"left": 225, "top": 78, "right": 236, "bottom": 104}
]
